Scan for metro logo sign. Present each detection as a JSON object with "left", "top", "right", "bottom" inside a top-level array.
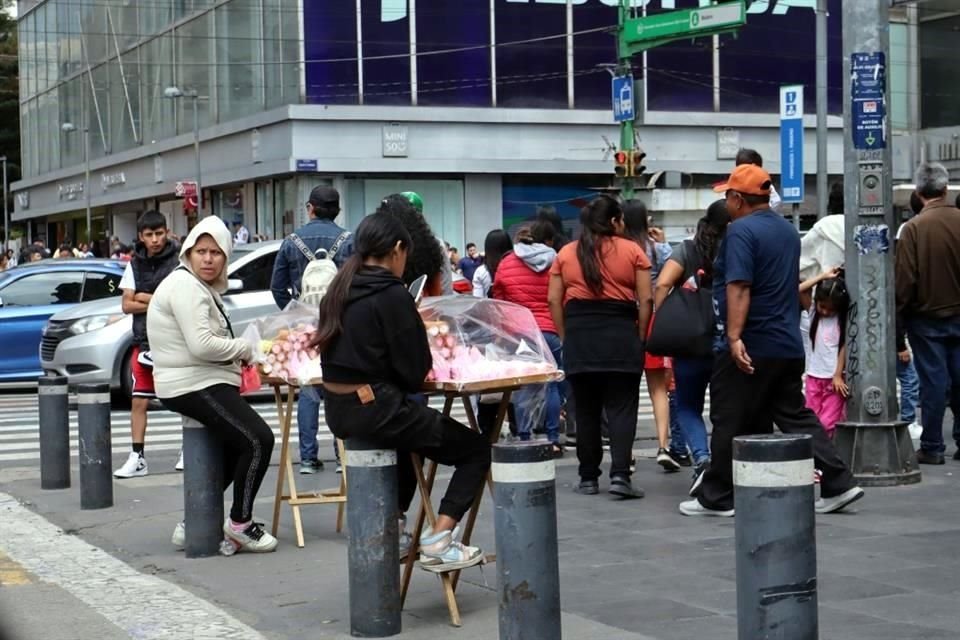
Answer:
[{"left": 379, "top": 0, "right": 816, "bottom": 22}]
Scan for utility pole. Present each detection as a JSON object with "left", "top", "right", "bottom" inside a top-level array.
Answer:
[
  {"left": 815, "top": 0, "right": 829, "bottom": 219},
  {"left": 614, "top": 1, "right": 745, "bottom": 199},
  {"left": 836, "top": 0, "right": 920, "bottom": 486}
]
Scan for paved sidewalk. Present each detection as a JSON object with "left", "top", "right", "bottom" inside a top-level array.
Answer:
[{"left": 2, "top": 444, "right": 960, "bottom": 640}]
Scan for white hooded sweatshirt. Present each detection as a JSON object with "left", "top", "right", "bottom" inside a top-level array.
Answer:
[{"left": 147, "top": 216, "right": 253, "bottom": 399}]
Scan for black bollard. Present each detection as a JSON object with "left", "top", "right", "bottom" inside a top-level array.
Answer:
[
  {"left": 345, "top": 439, "right": 400, "bottom": 638},
  {"left": 38, "top": 376, "right": 70, "bottom": 490},
  {"left": 181, "top": 416, "right": 224, "bottom": 558},
  {"left": 734, "top": 434, "right": 817, "bottom": 640},
  {"left": 492, "top": 442, "right": 561, "bottom": 640},
  {"left": 76, "top": 383, "right": 113, "bottom": 510}
]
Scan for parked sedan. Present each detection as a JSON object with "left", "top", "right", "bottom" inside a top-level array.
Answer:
[
  {"left": 0, "top": 259, "right": 126, "bottom": 382},
  {"left": 40, "top": 241, "right": 282, "bottom": 396}
]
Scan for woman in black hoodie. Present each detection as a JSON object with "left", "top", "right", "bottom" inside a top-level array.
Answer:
[{"left": 313, "top": 213, "right": 490, "bottom": 572}]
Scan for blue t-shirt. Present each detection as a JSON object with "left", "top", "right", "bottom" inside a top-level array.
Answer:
[
  {"left": 713, "top": 211, "right": 805, "bottom": 359},
  {"left": 458, "top": 256, "right": 483, "bottom": 282}
]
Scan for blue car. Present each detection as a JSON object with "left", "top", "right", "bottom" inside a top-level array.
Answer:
[{"left": 0, "top": 259, "right": 126, "bottom": 382}]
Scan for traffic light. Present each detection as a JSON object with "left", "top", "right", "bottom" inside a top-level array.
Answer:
[
  {"left": 614, "top": 151, "right": 629, "bottom": 178},
  {"left": 632, "top": 151, "right": 647, "bottom": 177}
]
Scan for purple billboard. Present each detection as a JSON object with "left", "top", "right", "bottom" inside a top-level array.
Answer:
[{"left": 304, "top": 0, "right": 842, "bottom": 114}]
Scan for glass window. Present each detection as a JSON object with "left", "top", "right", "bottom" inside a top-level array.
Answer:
[
  {"left": 22, "top": 12, "right": 35, "bottom": 98},
  {"left": 81, "top": 271, "right": 123, "bottom": 301},
  {"left": 45, "top": 2, "right": 59, "bottom": 89},
  {"left": 229, "top": 253, "right": 275, "bottom": 293},
  {"left": 141, "top": 34, "right": 176, "bottom": 143},
  {"left": 57, "top": 0, "right": 73, "bottom": 81},
  {"left": 217, "top": 1, "right": 263, "bottom": 121},
  {"left": 111, "top": 0, "right": 140, "bottom": 50},
  {"left": 495, "top": 1, "right": 566, "bottom": 108},
  {"left": 176, "top": 13, "right": 213, "bottom": 134},
  {"left": 920, "top": 14, "right": 960, "bottom": 128},
  {"left": 109, "top": 55, "right": 138, "bottom": 153},
  {"left": 20, "top": 103, "right": 32, "bottom": 178},
  {"left": 360, "top": 3, "right": 409, "bottom": 106},
  {"left": 281, "top": 4, "right": 301, "bottom": 105},
  {"left": 25, "top": 99, "right": 39, "bottom": 177},
  {"left": 83, "top": 0, "right": 109, "bottom": 66},
  {"left": 0, "top": 272, "right": 85, "bottom": 306},
  {"left": 256, "top": 181, "right": 276, "bottom": 240},
  {"left": 140, "top": 0, "right": 172, "bottom": 37},
  {"left": 573, "top": 2, "right": 613, "bottom": 109},
  {"left": 34, "top": 5, "right": 46, "bottom": 95},
  {"left": 38, "top": 90, "right": 60, "bottom": 173},
  {"left": 265, "top": 0, "right": 300, "bottom": 108},
  {"left": 59, "top": 78, "right": 83, "bottom": 168},
  {"left": 416, "top": 0, "right": 490, "bottom": 107},
  {"left": 303, "top": 0, "right": 356, "bottom": 105},
  {"left": 90, "top": 63, "right": 110, "bottom": 158},
  {"left": 889, "top": 23, "right": 908, "bottom": 130}
]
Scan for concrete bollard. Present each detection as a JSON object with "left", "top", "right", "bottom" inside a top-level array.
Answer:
[
  {"left": 181, "top": 416, "right": 224, "bottom": 558},
  {"left": 734, "top": 434, "right": 817, "bottom": 640},
  {"left": 76, "top": 383, "right": 113, "bottom": 510},
  {"left": 38, "top": 376, "right": 70, "bottom": 490},
  {"left": 345, "top": 439, "right": 400, "bottom": 638},
  {"left": 492, "top": 442, "right": 561, "bottom": 640}
]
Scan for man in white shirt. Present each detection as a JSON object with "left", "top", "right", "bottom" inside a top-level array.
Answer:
[{"left": 232, "top": 220, "right": 250, "bottom": 245}]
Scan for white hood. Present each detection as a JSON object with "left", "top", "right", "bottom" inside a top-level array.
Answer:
[
  {"left": 799, "top": 215, "right": 845, "bottom": 281},
  {"left": 178, "top": 216, "right": 233, "bottom": 293}
]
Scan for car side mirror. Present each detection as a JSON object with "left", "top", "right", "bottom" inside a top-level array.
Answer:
[{"left": 227, "top": 278, "right": 244, "bottom": 292}]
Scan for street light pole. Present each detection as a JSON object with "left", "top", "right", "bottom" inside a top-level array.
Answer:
[
  {"left": 84, "top": 126, "right": 92, "bottom": 244},
  {"left": 192, "top": 94, "right": 201, "bottom": 210},
  {"left": 815, "top": 0, "right": 829, "bottom": 220},
  {"left": 1, "top": 156, "right": 8, "bottom": 254}
]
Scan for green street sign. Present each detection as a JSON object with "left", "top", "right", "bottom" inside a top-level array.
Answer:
[{"left": 625, "top": 1, "right": 746, "bottom": 46}]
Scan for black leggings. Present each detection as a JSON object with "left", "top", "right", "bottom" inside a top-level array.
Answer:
[
  {"left": 162, "top": 384, "right": 275, "bottom": 523},
  {"left": 324, "top": 383, "right": 491, "bottom": 521},
  {"left": 568, "top": 373, "right": 641, "bottom": 481}
]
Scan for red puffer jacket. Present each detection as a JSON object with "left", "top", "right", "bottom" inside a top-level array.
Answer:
[{"left": 492, "top": 248, "right": 558, "bottom": 335}]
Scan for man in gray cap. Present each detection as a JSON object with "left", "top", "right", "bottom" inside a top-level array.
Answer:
[{"left": 270, "top": 184, "right": 353, "bottom": 473}]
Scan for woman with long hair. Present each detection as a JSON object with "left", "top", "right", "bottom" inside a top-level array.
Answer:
[
  {"left": 622, "top": 200, "right": 685, "bottom": 471},
  {"left": 472, "top": 229, "right": 513, "bottom": 298},
  {"left": 314, "top": 213, "right": 490, "bottom": 572},
  {"left": 492, "top": 221, "right": 564, "bottom": 453},
  {"left": 653, "top": 199, "right": 731, "bottom": 490},
  {"left": 548, "top": 196, "right": 653, "bottom": 498}
]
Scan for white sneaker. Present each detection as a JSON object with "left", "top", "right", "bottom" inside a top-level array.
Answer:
[
  {"left": 679, "top": 498, "right": 734, "bottom": 517},
  {"left": 172, "top": 522, "right": 185, "bottom": 550},
  {"left": 114, "top": 452, "right": 148, "bottom": 478},
  {"left": 908, "top": 422, "right": 922, "bottom": 440},
  {"left": 223, "top": 520, "right": 278, "bottom": 553},
  {"left": 418, "top": 526, "right": 484, "bottom": 572},
  {"left": 815, "top": 486, "right": 865, "bottom": 514},
  {"left": 175, "top": 450, "right": 184, "bottom": 471}
]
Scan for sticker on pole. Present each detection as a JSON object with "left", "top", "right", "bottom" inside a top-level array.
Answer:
[{"left": 851, "top": 52, "right": 886, "bottom": 151}]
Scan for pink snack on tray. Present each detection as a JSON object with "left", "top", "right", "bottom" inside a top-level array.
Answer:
[{"left": 271, "top": 344, "right": 282, "bottom": 355}]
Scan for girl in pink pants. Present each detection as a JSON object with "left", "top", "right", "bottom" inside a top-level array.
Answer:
[{"left": 799, "top": 268, "right": 850, "bottom": 438}]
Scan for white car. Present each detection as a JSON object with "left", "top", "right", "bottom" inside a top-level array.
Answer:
[{"left": 40, "top": 241, "right": 283, "bottom": 397}]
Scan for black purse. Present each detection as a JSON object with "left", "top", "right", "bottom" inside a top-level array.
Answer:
[{"left": 646, "top": 241, "right": 715, "bottom": 359}]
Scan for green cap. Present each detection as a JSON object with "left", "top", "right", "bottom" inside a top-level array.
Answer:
[{"left": 400, "top": 191, "right": 424, "bottom": 213}]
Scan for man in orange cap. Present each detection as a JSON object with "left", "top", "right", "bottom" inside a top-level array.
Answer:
[{"left": 679, "top": 164, "right": 864, "bottom": 517}]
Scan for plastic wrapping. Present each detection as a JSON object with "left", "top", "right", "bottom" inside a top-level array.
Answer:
[
  {"left": 418, "top": 296, "right": 559, "bottom": 386},
  {"left": 241, "top": 301, "right": 323, "bottom": 386}
]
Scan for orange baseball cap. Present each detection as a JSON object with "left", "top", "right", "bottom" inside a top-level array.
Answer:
[{"left": 713, "top": 164, "right": 773, "bottom": 196}]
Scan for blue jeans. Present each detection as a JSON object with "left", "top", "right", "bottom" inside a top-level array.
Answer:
[
  {"left": 672, "top": 356, "right": 713, "bottom": 465},
  {"left": 907, "top": 316, "right": 960, "bottom": 454},
  {"left": 668, "top": 390, "right": 688, "bottom": 457},
  {"left": 298, "top": 386, "right": 340, "bottom": 463},
  {"left": 896, "top": 357, "right": 919, "bottom": 424},
  {"left": 514, "top": 332, "right": 563, "bottom": 444}
]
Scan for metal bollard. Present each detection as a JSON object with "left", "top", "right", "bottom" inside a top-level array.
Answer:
[
  {"left": 492, "top": 442, "right": 561, "bottom": 640},
  {"left": 181, "top": 416, "right": 224, "bottom": 558},
  {"left": 734, "top": 434, "right": 817, "bottom": 640},
  {"left": 76, "top": 383, "right": 113, "bottom": 510},
  {"left": 345, "top": 439, "right": 400, "bottom": 638},
  {"left": 38, "top": 376, "right": 70, "bottom": 490}
]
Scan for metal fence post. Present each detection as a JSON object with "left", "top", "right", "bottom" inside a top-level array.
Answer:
[
  {"left": 181, "top": 416, "right": 224, "bottom": 558},
  {"left": 345, "top": 438, "right": 400, "bottom": 638},
  {"left": 38, "top": 376, "right": 70, "bottom": 490},
  {"left": 76, "top": 383, "right": 113, "bottom": 510},
  {"left": 734, "top": 434, "right": 817, "bottom": 640},
  {"left": 492, "top": 442, "right": 561, "bottom": 640}
]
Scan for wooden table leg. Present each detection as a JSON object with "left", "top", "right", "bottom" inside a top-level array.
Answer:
[
  {"left": 335, "top": 439, "right": 347, "bottom": 533},
  {"left": 271, "top": 384, "right": 291, "bottom": 536}
]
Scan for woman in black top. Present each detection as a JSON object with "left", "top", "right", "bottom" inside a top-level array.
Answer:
[{"left": 313, "top": 213, "right": 490, "bottom": 572}]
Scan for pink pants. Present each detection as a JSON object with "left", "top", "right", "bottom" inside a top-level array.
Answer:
[{"left": 805, "top": 375, "right": 846, "bottom": 436}]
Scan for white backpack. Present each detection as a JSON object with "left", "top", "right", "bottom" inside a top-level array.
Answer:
[{"left": 290, "top": 231, "right": 351, "bottom": 306}]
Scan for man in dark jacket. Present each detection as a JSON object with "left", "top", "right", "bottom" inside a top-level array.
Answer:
[
  {"left": 896, "top": 162, "right": 960, "bottom": 464},
  {"left": 270, "top": 185, "right": 353, "bottom": 473},
  {"left": 114, "top": 210, "right": 180, "bottom": 478}
]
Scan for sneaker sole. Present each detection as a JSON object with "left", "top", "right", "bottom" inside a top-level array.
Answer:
[
  {"left": 816, "top": 488, "right": 865, "bottom": 514},
  {"left": 657, "top": 457, "right": 681, "bottom": 472},
  {"left": 608, "top": 484, "right": 644, "bottom": 499},
  {"left": 679, "top": 502, "right": 734, "bottom": 517},
  {"left": 114, "top": 469, "right": 148, "bottom": 479},
  {"left": 420, "top": 554, "right": 484, "bottom": 573},
  {"left": 575, "top": 485, "right": 599, "bottom": 495}
]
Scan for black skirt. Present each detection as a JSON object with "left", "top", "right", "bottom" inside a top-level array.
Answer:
[{"left": 563, "top": 299, "right": 645, "bottom": 376}]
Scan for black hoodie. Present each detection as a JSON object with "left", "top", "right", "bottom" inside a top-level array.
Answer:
[{"left": 321, "top": 266, "right": 432, "bottom": 393}]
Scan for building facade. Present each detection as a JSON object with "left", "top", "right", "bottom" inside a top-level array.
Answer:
[{"left": 11, "top": 0, "right": 938, "bottom": 250}]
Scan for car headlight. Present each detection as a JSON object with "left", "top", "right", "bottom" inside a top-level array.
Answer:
[{"left": 66, "top": 314, "right": 125, "bottom": 336}]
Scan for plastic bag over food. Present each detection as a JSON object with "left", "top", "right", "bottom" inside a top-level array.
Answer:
[
  {"left": 418, "top": 296, "right": 560, "bottom": 387},
  {"left": 241, "top": 300, "right": 322, "bottom": 386}
]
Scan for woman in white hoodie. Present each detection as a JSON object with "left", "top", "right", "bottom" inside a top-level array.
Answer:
[{"left": 148, "top": 216, "right": 277, "bottom": 553}]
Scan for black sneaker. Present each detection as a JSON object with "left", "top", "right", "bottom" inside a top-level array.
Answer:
[
  {"left": 671, "top": 451, "right": 693, "bottom": 467},
  {"left": 299, "top": 459, "right": 324, "bottom": 474},
  {"left": 689, "top": 462, "right": 708, "bottom": 496},
  {"left": 609, "top": 475, "right": 644, "bottom": 500},
  {"left": 656, "top": 448, "right": 681, "bottom": 473},
  {"left": 917, "top": 450, "right": 945, "bottom": 465},
  {"left": 576, "top": 479, "right": 599, "bottom": 495}
]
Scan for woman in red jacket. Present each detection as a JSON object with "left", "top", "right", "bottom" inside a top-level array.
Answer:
[{"left": 492, "top": 221, "right": 563, "bottom": 454}]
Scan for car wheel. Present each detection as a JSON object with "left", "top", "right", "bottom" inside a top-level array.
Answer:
[{"left": 114, "top": 348, "right": 133, "bottom": 407}]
